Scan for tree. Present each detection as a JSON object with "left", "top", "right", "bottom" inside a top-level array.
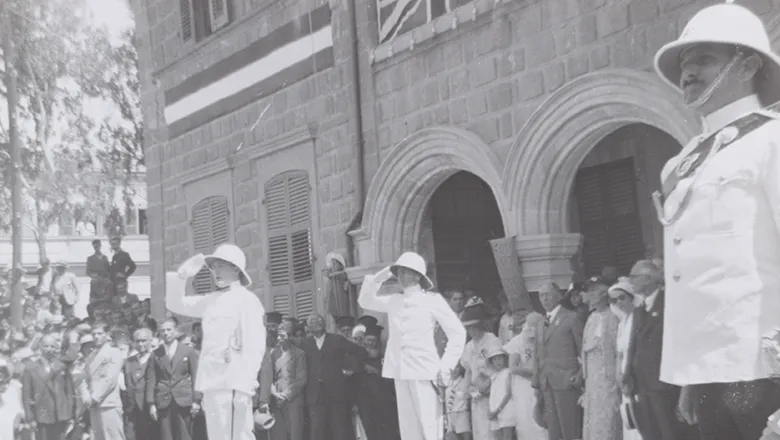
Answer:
[{"left": 0, "top": 0, "right": 142, "bottom": 258}]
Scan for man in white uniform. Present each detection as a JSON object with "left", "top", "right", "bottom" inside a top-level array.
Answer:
[
  {"left": 359, "top": 251, "right": 466, "bottom": 440},
  {"left": 166, "top": 244, "right": 266, "bottom": 440},
  {"left": 652, "top": 2, "right": 780, "bottom": 439}
]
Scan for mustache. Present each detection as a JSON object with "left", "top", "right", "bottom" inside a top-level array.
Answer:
[{"left": 682, "top": 77, "right": 701, "bottom": 88}]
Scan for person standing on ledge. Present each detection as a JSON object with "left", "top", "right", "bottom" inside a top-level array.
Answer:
[
  {"left": 165, "top": 244, "right": 266, "bottom": 440},
  {"left": 358, "top": 251, "right": 466, "bottom": 440},
  {"left": 652, "top": 2, "right": 780, "bottom": 439}
]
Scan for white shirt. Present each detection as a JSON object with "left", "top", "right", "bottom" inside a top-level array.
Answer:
[
  {"left": 54, "top": 272, "right": 79, "bottom": 305},
  {"left": 546, "top": 305, "right": 561, "bottom": 323},
  {"left": 314, "top": 334, "right": 325, "bottom": 350},
  {"left": 359, "top": 276, "right": 466, "bottom": 380},
  {"left": 165, "top": 340, "right": 178, "bottom": 359},
  {"left": 644, "top": 289, "right": 660, "bottom": 312},
  {"left": 660, "top": 98, "right": 780, "bottom": 385},
  {"left": 165, "top": 273, "right": 266, "bottom": 395}
]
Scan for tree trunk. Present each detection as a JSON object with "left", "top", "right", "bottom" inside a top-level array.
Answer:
[{"left": 34, "top": 199, "right": 47, "bottom": 262}]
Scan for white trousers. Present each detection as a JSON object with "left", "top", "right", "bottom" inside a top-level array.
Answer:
[
  {"left": 202, "top": 390, "right": 254, "bottom": 440},
  {"left": 394, "top": 379, "right": 443, "bottom": 440}
]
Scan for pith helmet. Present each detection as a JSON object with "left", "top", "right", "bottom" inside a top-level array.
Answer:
[
  {"left": 204, "top": 244, "right": 252, "bottom": 287},
  {"left": 390, "top": 252, "right": 433, "bottom": 290},
  {"left": 654, "top": 1, "right": 780, "bottom": 104}
]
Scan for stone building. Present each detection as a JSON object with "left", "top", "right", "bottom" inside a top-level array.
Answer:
[{"left": 131, "top": 0, "right": 780, "bottom": 319}]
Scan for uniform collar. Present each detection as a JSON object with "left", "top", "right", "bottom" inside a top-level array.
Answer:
[{"left": 703, "top": 94, "right": 761, "bottom": 134}]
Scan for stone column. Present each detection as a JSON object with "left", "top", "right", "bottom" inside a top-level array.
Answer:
[{"left": 515, "top": 233, "right": 583, "bottom": 292}]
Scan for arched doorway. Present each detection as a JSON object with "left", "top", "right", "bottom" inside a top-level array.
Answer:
[
  {"left": 426, "top": 171, "right": 504, "bottom": 301},
  {"left": 569, "top": 123, "right": 681, "bottom": 277}
]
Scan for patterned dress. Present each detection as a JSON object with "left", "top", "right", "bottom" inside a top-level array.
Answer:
[
  {"left": 581, "top": 308, "right": 622, "bottom": 440},
  {"left": 461, "top": 332, "right": 502, "bottom": 440}
]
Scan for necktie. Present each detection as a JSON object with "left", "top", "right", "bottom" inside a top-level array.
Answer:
[{"left": 545, "top": 314, "right": 552, "bottom": 327}]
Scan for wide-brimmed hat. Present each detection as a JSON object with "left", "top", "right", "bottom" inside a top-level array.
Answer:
[
  {"left": 654, "top": 2, "right": 780, "bottom": 105},
  {"left": 486, "top": 347, "right": 508, "bottom": 360},
  {"left": 204, "top": 244, "right": 252, "bottom": 287},
  {"left": 608, "top": 278, "right": 636, "bottom": 299},
  {"left": 390, "top": 252, "right": 433, "bottom": 290},
  {"left": 461, "top": 297, "right": 488, "bottom": 326},
  {"left": 53, "top": 261, "right": 68, "bottom": 268}
]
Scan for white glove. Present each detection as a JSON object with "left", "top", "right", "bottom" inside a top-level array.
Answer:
[
  {"left": 374, "top": 266, "right": 394, "bottom": 284},
  {"left": 178, "top": 254, "right": 206, "bottom": 280}
]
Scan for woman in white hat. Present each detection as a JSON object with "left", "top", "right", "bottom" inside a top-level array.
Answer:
[
  {"left": 653, "top": 2, "right": 780, "bottom": 439},
  {"left": 166, "top": 244, "right": 267, "bottom": 440},
  {"left": 358, "top": 251, "right": 466, "bottom": 440}
]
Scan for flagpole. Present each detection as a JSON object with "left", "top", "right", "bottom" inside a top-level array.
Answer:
[{"left": 3, "top": 1, "right": 24, "bottom": 330}]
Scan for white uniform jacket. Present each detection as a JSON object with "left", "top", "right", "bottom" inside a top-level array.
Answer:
[
  {"left": 659, "top": 117, "right": 780, "bottom": 386},
  {"left": 165, "top": 273, "right": 266, "bottom": 395},
  {"left": 358, "top": 275, "right": 466, "bottom": 381}
]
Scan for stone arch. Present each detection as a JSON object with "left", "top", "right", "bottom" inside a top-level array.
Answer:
[
  {"left": 356, "top": 126, "right": 509, "bottom": 264},
  {"left": 503, "top": 68, "right": 701, "bottom": 236}
]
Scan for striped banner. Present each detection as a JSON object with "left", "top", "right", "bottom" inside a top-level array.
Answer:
[{"left": 164, "top": 5, "right": 335, "bottom": 138}]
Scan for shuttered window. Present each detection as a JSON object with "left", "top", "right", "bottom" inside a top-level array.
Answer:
[
  {"left": 575, "top": 158, "right": 645, "bottom": 276},
  {"left": 179, "top": 0, "right": 231, "bottom": 42},
  {"left": 191, "top": 195, "right": 230, "bottom": 294},
  {"left": 209, "top": 0, "right": 230, "bottom": 32},
  {"left": 265, "top": 171, "right": 314, "bottom": 318},
  {"left": 179, "top": 0, "right": 195, "bottom": 42}
]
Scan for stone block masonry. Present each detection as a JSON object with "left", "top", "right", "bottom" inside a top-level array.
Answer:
[{"left": 133, "top": 0, "right": 780, "bottom": 317}]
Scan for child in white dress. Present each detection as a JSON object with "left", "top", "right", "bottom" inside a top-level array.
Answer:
[
  {"left": 487, "top": 348, "right": 516, "bottom": 440},
  {"left": 504, "top": 312, "right": 548, "bottom": 439}
]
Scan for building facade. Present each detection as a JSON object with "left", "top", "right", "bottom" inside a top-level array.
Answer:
[{"left": 132, "top": 0, "right": 780, "bottom": 319}]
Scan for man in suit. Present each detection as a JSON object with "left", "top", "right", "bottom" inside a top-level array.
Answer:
[
  {"left": 109, "top": 236, "right": 136, "bottom": 295},
  {"left": 624, "top": 260, "right": 694, "bottom": 440},
  {"left": 85, "top": 321, "right": 126, "bottom": 440},
  {"left": 300, "top": 314, "right": 366, "bottom": 440},
  {"left": 532, "top": 281, "right": 584, "bottom": 440},
  {"left": 111, "top": 280, "right": 140, "bottom": 309},
  {"left": 123, "top": 327, "right": 156, "bottom": 440},
  {"left": 146, "top": 318, "right": 201, "bottom": 440},
  {"left": 269, "top": 321, "right": 307, "bottom": 440},
  {"left": 21, "top": 333, "right": 76, "bottom": 440},
  {"left": 86, "top": 239, "right": 111, "bottom": 303},
  {"left": 253, "top": 348, "right": 275, "bottom": 440}
]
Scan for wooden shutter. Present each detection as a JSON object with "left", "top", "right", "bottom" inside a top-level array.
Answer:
[
  {"left": 265, "top": 171, "right": 314, "bottom": 318},
  {"left": 190, "top": 195, "right": 230, "bottom": 294},
  {"left": 179, "top": 0, "right": 195, "bottom": 42},
  {"left": 209, "top": 0, "right": 230, "bottom": 32},
  {"left": 575, "top": 158, "right": 644, "bottom": 276}
]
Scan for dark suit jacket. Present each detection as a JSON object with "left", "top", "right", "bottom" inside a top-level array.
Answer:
[
  {"left": 123, "top": 353, "right": 152, "bottom": 413},
  {"left": 22, "top": 358, "right": 76, "bottom": 424},
  {"left": 111, "top": 250, "right": 136, "bottom": 280},
  {"left": 625, "top": 289, "right": 678, "bottom": 394},
  {"left": 253, "top": 350, "right": 274, "bottom": 410},
  {"left": 112, "top": 293, "right": 141, "bottom": 309},
  {"left": 301, "top": 333, "right": 366, "bottom": 406},
  {"left": 145, "top": 343, "right": 201, "bottom": 409},
  {"left": 532, "top": 307, "right": 584, "bottom": 390}
]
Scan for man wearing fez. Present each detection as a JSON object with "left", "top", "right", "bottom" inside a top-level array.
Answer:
[
  {"left": 652, "top": 2, "right": 780, "bottom": 439},
  {"left": 359, "top": 252, "right": 466, "bottom": 440},
  {"left": 266, "top": 313, "right": 283, "bottom": 349}
]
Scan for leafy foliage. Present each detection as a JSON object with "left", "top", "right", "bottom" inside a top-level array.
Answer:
[{"left": 0, "top": 0, "right": 143, "bottom": 254}]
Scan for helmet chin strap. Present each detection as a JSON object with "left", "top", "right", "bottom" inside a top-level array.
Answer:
[{"left": 688, "top": 52, "right": 744, "bottom": 109}]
